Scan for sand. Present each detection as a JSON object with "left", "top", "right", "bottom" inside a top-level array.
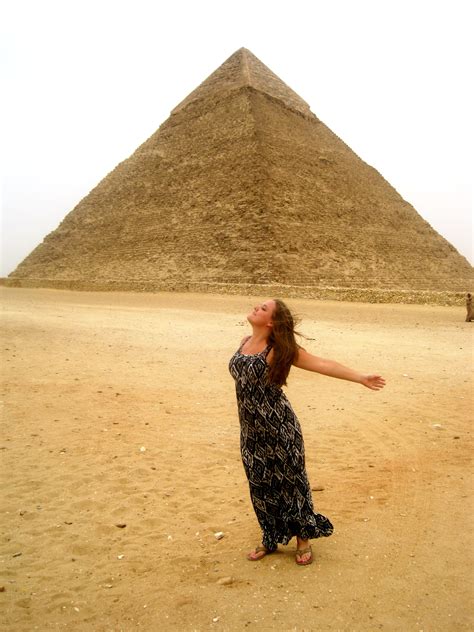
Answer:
[{"left": 1, "top": 287, "right": 472, "bottom": 631}]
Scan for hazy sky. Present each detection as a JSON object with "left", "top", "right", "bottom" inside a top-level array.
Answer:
[{"left": 1, "top": 0, "right": 472, "bottom": 276}]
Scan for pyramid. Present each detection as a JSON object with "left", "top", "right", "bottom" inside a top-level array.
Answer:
[{"left": 6, "top": 48, "right": 472, "bottom": 301}]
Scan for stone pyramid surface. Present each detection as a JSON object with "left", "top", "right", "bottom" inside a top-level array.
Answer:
[
  {"left": 7, "top": 48, "right": 472, "bottom": 300},
  {"left": 172, "top": 48, "right": 311, "bottom": 116}
]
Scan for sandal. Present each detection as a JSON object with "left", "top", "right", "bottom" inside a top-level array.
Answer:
[
  {"left": 295, "top": 546, "right": 313, "bottom": 566},
  {"left": 247, "top": 545, "right": 272, "bottom": 561}
]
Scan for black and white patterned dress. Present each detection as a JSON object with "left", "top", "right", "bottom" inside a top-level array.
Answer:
[{"left": 229, "top": 341, "right": 334, "bottom": 551}]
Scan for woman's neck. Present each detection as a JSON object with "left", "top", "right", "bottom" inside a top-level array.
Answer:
[{"left": 249, "top": 326, "right": 270, "bottom": 344}]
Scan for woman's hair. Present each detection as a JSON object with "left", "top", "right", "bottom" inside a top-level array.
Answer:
[{"left": 267, "top": 299, "right": 301, "bottom": 387}]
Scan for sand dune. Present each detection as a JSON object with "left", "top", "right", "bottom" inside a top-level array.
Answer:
[{"left": 1, "top": 288, "right": 472, "bottom": 631}]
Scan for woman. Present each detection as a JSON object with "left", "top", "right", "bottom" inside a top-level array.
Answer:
[{"left": 228, "top": 299, "right": 386, "bottom": 566}]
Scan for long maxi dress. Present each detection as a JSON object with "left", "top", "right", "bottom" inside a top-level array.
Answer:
[{"left": 229, "top": 341, "right": 334, "bottom": 552}]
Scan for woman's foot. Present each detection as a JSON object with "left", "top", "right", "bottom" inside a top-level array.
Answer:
[
  {"left": 247, "top": 545, "right": 271, "bottom": 561},
  {"left": 295, "top": 538, "right": 313, "bottom": 565}
]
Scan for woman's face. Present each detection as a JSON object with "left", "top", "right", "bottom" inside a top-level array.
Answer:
[{"left": 247, "top": 299, "right": 276, "bottom": 328}]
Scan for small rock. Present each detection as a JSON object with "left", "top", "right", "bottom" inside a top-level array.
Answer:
[
  {"left": 117, "top": 555, "right": 125, "bottom": 560},
  {"left": 115, "top": 523, "right": 127, "bottom": 528},
  {"left": 217, "top": 576, "right": 233, "bottom": 586},
  {"left": 212, "top": 616, "right": 220, "bottom": 623},
  {"left": 139, "top": 446, "right": 146, "bottom": 452},
  {"left": 214, "top": 532, "right": 225, "bottom": 540},
  {"left": 0, "top": 586, "right": 5, "bottom": 592},
  {"left": 12, "top": 552, "right": 22, "bottom": 558},
  {"left": 311, "top": 485, "right": 325, "bottom": 492},
  {"left": 104, "top": 584, "right": 113, "bottom": 589},
  {"left": 432, "top": 424, "right": 443, "bottom": 429}
]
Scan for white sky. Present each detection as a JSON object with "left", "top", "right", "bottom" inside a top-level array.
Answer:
[{"left": 1, "top": 0, "right": 472, "bottom": 276}]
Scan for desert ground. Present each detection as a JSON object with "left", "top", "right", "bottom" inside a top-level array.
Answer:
[{"left": 1, "top": 287, "right": 472, "bottom": 632}]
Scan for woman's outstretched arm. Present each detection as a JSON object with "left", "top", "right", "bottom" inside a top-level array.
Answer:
[{"left": 293, "top": 348, "right": 386, "bottom": 391}]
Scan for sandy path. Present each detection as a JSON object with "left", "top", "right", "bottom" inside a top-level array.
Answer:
[{"left": 1, "top": 288, "right": 472, "bottom": 631}]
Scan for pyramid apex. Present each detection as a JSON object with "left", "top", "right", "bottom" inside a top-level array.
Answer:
[
  {"left": 172, "top": 48, "right": 311, "bottom": 116},
  {"left": 232, "top": 47, "right": 255, "bottom": 58}
]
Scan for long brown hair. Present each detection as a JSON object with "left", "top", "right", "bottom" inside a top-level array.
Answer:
[{"left": 267, "top": 299, "right": 301, "bottom": 387}]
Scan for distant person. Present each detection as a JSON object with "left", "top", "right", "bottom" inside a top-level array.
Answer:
[
  {"left": 466, "top": 293, "right": 473, "bottom": 322},
  {"left": 228, "top": 299, "right": 386, "bottom": 566}
]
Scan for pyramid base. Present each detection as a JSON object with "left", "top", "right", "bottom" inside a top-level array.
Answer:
[{"left": 1, "top": 277, "right": 469, "bottom": 306}]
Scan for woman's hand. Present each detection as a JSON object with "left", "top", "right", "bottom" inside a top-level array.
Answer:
[{"left": 359, "top": 374, "right": 386, "bottom": 390}]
